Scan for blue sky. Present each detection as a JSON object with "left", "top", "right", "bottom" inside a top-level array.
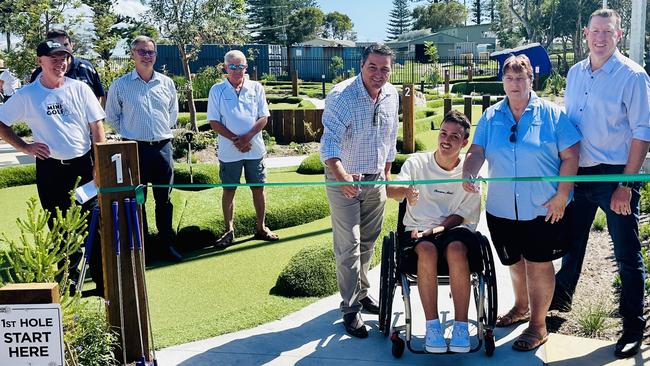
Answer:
[{"left": 317, "top": 0, "right": 412, "bottom": 42}]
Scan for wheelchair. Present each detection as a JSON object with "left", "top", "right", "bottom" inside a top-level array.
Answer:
[{"left": 378, "top": 200, "right": 498, "bottom": 358}]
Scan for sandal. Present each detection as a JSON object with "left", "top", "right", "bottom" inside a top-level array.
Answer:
[
  {"left": 512, "top": 327, "right": 548, "bottom": 351},
  {"left": 254, "top": 228, "right": 279, "bottom": 242},
  {"left": 495, "top": 308, "right": 530, "bottom": 327}
]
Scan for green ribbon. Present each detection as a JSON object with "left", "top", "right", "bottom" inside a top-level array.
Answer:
[{"left": 99, "top": 173, "right": 650, "bottom": 204}]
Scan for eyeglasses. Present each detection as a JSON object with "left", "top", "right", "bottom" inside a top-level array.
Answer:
[
  {"left": 135, "top": 49, "right": 156, "bottom": 57},
  {"left": 227, "top": 64, "right": 247, "bottom": 70},
  {"left": 509, "top": 123, "right": 517, "bottom": 143}
]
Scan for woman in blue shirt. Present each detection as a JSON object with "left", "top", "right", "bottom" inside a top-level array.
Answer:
[{"left": 462, "top": 55, "right": 581, "bottom": 351}]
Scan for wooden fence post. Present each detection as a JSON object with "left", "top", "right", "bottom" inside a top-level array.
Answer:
[
  {"left": 292, "top": 71, "right": 299, "bottom": 97},
  {"left": 464, "top": 96, "right": 473, "bottom": 121},
  {"left": 402, "top": 84, "right": 415, "bottom": 154},
  {"left": 443, "top": 98, "right": 452, "bottom": 118},
  {"left": 94, "top": 142, "right": 150, "bottom": 364},
  {"left": 444, "top": 69, "right": 450, "bottom": 94},
  {"left": 482, "top": 95, "right": 491, "bottom": 112}
]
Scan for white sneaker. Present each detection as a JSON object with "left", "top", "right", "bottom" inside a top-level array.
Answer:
[
  {"left": 425, "top": 322, "right": 448, "bottom": 353},
  {"left": 449, "top": 323, "right": 470, "bottom": 353}
]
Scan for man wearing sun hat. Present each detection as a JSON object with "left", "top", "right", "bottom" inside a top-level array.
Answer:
[{"left": 0, "top": 39, "right": 106, "bottom": 293}]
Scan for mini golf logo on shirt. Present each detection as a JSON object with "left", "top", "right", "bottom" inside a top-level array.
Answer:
[{"left": 46, "top": 102, "right": 70, "bottom": 116}]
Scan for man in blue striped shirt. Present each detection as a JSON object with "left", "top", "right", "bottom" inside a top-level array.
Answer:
[
  {"left": 105, "top": 35, "right": 182, "bottom": 263},
  {"left": 320, "top": 44, "right": 399, "bottom": 338},
  {"left": 551, "top": 9, "right": 650, "bottom": 358}
]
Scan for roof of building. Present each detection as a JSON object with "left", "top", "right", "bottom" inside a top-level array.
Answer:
[{"left": 296, "top": 37, "right": 356, "bottom": 47}]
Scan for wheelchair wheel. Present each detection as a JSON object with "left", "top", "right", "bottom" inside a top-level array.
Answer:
[
  {"left": 484, "top": 329, "right": 495, "bottom": 356},
  {"left": 478, "top": 234, "right": 498, "bottom": 327},
  {"left": 379, "top": 232, "right": 397, "bottom": 336},
  {"left": 390, "top": 331, "right": 405, "bottom": 358}
]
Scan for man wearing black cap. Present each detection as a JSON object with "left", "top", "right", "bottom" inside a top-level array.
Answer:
[
  {"left": 0, "top": 39, "right": 106, "bottom": 294},
  {"left": 30, "top": 29, "right": 105, "bottom": 103}
]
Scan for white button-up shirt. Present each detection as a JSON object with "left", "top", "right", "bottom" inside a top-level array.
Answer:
[{"left": 105, "top": 70, "right": 178, "bottom": 141}]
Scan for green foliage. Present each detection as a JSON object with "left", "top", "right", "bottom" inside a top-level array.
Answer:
[
  {"left": 639, "top": 223, "right": 650, "bottom": 242},
  {"left": 592, "top": 209, "right": 606, "bottom": 231},
  {"left": 192, "top": 65, "right": 223, "bottom": 99},
  {"left": 174, "top": 163, "right": 220, "bottom": 187},
  {"left": 423, "top": 41, "right": 438, "bottom": 63},
  {"left": 273, "top": 243, "right": 337, "bottom": 297},
  {"left": 260, "top": 73, "right": 277, "bottom": 82},
  {"left": 96, "top": 58, "right": 134, "bottom": 91},
  {"left": 576, "top": 302, "right": 613, "bottom": 338},
  {"left": 286, "top": 6, "right": 325, "bottom": 45},
  {"left": 322, "top": 11, "right": 355, "bottom": 40},
  {"left": 0, "top": 195, "right": 87, "bottom": 294},
  {"left": 386, "top": 0, "right": 413, "bottom": 41},
  {"left": 297, "top": 153, "right": 324, "bottom": 174},
  {"left": 63, "top": 297, "right": 118, "bottom": 365},
  {"left": 544, "top": 71, "right": 566, "bottom": 96},
  {"left": 391, "top": 153, "right": 410, "bottom": 174},
  {"left": 11, "top": 122, "right": 32, "bottom": 137},
  {"left": 177, "top": 112, "right": 208, "bottom": 127},
  {"left": 640, "top": 183, "right": 650, "bottom": 214},
  {"left": 411, "top": 1, "right": 468, "bottom": 32},
  {"left": 0, "top": 164, "right": 36, "bottom": 188},
  {"left": 396, "top": 136, "right": 426, "bottom": 153},
  {"left": 330, "top": 55, "right": 344, "bottom": 77},
  {"left": 172, "top": 129, "right": 216, "bottom": 159},
  {"left": 425, "top": 68, "right": 441, "bottom": 87},
  {"left": 451, "top": 81, "right": 505, "bottom": 95}
]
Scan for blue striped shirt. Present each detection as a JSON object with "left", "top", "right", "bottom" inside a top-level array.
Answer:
[
  {"left": 565, "top": 50, "right": 650, "bottom": 167},
  {"left": 319, "top": 75, "right": 399, "bottom": 174},
  {"left": 105, "top": 70, "right": 178, "bottom": 141}
]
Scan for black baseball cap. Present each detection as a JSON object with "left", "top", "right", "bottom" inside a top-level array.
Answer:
[{"left": 36, "top": 39, "right": 73, "bottom": 58}]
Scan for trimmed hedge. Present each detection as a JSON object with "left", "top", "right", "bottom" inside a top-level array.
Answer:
[
  {"left": 297, "top": 153, "right": 324, "bottom": 174},
  {"left": 267, "top": 96, "right": 303, "bottom": 104},
  {"left": 396, "top": 136, "right": 426, "bottom": 153},
  {"left": 173, "top": 163, "right": 220, "bottom": 188},
  {"left": 0, "top": 164, "right": 36, "bottom": 188},
  {"left": 272, "top": 243, "right": 337, "bottom": 297},
  {"left": 391, "top": 154, "right": 409, "bottom": 174},
  {"left": 451, "top": 81, "right": 504, "bottom": 95}
]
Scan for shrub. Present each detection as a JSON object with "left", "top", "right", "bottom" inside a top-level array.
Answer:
[
  {"left": 172, "top": 129, "right": 216, "bottom": 160},
  {"left": 451, "top": 81, "right": 504, "bottom": 95},
  {"left": 267, "top": 96, "right": 303, "bottom": 104},
  {"left": 297, "top": 153, "right": 324, "bottom": 174},
  {"left": 174, "top": 163, "right": 220, "bottom": 187},
  {"left": 63, "top": 297, "right": 118, "bottom": 365},
  {"left": 592, "top": 209, "right": 606, "bottom": 231},
  {"left": 193, "top": 65, "right": 223, "bottom": 99},
  {"left": 272, "top": 243, "right": 337, "bottom": 297},
  {"left": 544, "top": 71, "right": 566, "bottom": 96},
  {"left": 576, "top": 302, "right": 613, "bottom": 338},
  {"left": 176, "top": 112, "right": 208, "bottom": 128},
  {"left": 0, "top": 164, "right": 36, "bottom": 188},
  {"left": 11, "top": 122, "right": 31, "bottom": 137},
  {"left": 260, "top": 73, "right": 277, "bottom": 82},
  {"left": 639, "top": 223, "right": 650, "bottom": 242},
  {"left": 391, "top": 154, "right": 410, "bottom": 174},
  {"left": 640, "top": 183, "right": 650, "bottom": 214},
  {"left": 396, "top": 136, "right": 426, "bottom": 153}
]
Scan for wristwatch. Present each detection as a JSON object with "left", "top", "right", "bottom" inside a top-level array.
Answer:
[{"left": 618, "top": 181, "right": 635, "bottom": 189}]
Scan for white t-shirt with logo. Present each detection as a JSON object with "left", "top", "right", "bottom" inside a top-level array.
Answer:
[
  {"left": 395, "top": 152, "right": 480, "bottom": 232},
  {"left": 207, "top": 79, "right": 270, "bottom": 162},
  {"left": 0, "top": 77, "right": 105, "bottom": 160},
  {"left": 0, "top": 69, "right": 21, "bottom": 96}
]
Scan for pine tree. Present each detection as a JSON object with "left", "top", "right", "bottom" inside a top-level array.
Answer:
[
  {"left": 386, "top": 0, "right": 412, "bottom": 41},
  {"left": 247, "top": 0, "right": 316, "bottom": 45}
]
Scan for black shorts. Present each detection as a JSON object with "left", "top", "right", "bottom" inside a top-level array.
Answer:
[
  {"left": 398, "top": 226, "right": 483, "bottom": 275},
  {"left": 486, "top": 203, "right": 573, "bottom": 265}
]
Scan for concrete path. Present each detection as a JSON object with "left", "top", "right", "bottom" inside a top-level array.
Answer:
[
  {"left": 0, "top": 143, "right": 34, "bottom": 167},
  {"left": 156, "top": 212, "right": 546, "bottom": 366}
]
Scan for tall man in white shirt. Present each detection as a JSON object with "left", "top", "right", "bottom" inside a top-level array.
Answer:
[
  {"left": 105, "top": 35, "right": 182, "bottom": 262},
  {"left": 0, "top": 60, "right": 21, "bottom": 101},
  {"left": 0, "top": 40, "right": 106, "bottom": 293},
  {"left": 551, "top": 9, "right": 650, "bottom": 358},
  {"left": 207, "top": 50, "right": 278, "bottom": 248}
]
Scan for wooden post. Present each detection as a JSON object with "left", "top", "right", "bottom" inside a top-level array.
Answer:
[
  {"left": 444, "top": 69, "right": 450, "bottom": 94},
  {"left": 402, "top": 84, "right": 415, "bottom": 154},
  {"left": 464, "top": 96, "right": 472, "bottom": 121},
  {"left": 94, "top": 142, "right": 150, "bottom": 364},
  {"left": 482, "top": 95, "right": 491, "bottom": 112},
  {"left": 468, "top": 64, "right": 473, "bottom": 82},
  {"left": 251, "top": 66, "right": 258, "bottom": 81},
  {"left": 0, "top": 283, "right": 59, "bottom": 305},
  {"left": 292, "top": 70, "right": 299, "bottom": 97},
  {"left": 443, "top": 98, "right": 452, "bottom": 117}
]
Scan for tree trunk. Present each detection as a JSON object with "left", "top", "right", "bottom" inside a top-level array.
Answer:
[
  {"left": 5, "top": 32, "right": 9, "bottom": 52},
  {"left": 178, "top": 44, "right": 197, "bottom": 132}
]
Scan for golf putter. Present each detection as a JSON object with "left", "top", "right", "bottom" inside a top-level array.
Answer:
[
  {"left": 124, "top": 198, "right": 147, "bottom": 366},
  {"left": 77, "top": 206, "right": 100, "bottom": 295},
  {"left": 112, "top": 201, "right": 128, "bottom": 365},
  {"left": 130, "top": 198, "right": 158, "bottom": 366}
]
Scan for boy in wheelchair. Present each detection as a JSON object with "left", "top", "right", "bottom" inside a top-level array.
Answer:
[{"left": 386, "top": 110, "right": 481, "bottom": 353}]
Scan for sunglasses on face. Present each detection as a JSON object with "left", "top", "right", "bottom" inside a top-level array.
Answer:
[
  {"left": 227, "top": 64, "right": 247, "bottom": 70},
  {"left": 135, "top": 49, "right": 156, "bottom": 57},
  {"left": 509, "top": 123, "right": 517, "bottom": 143}
]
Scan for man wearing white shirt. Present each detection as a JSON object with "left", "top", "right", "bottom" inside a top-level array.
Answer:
[
  {"left": 208, "top": 50, "right": 277, "bottom": 248},
  {"left": 0, "top": 39, "right": 106, "bottom": 293},
  {"left": 105, "top": 35, "right": 182, "bottom": 262},
  {"left": 0, "top": 60, "right": 21, "bottom": 101}
]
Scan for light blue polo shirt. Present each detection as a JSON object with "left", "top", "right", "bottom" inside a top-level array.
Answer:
[
  {"left": 565, "top": 50, "right": 650, "bottom": 167},
  {"left": 472, "top": 92, "right": 582, "bottom": 220}
]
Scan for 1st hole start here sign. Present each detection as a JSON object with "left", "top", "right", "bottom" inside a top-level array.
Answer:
[{"left": 0, "top": 304, "right": 64, "bottom": 366}]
